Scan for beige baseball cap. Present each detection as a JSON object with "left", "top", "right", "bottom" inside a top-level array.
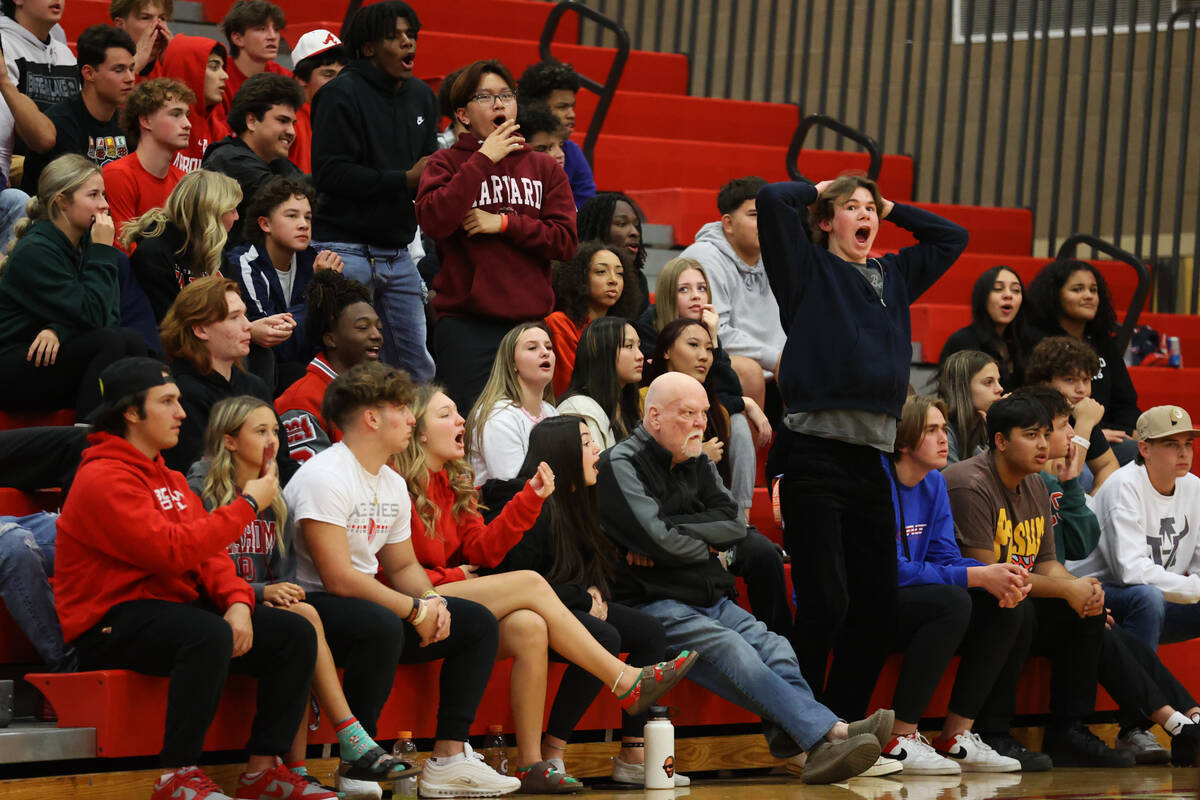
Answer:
[{"left": 1135, "top": 405, "right": 1200, "bottom": 441}]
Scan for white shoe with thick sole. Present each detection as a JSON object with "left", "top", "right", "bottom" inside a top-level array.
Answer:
[
  {"left": 418, "top": 743, "right": 521, "bottom": 798},
  {"left": 610, "top": 755, "right": 691, "bottom": 786},
  {"left": 334, "top": 772, "right": 383, "bottom": 799},
  {"left": 882, "top": 732, "right": 961, "bottom": 775},
  {"left": 938, "top": 731, "right": 1022, "bottom": 772},
  {"left": 860, "top": 755, "right": 903, "bottom": 777}
]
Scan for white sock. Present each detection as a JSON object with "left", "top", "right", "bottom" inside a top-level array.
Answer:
[
  {"left": 1165, "top": 711, "right": 1191, "bottom": 736},
  {"left": 431, "top": 752, "right": 467, "bottom": 765},
  {"left": 1192, "top": 712, "right": 1200, "bottom": 725}
]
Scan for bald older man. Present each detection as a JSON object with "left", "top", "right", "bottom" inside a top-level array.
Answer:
[{"left": 596, "top": 372, "right": 888, "bottom": 784}]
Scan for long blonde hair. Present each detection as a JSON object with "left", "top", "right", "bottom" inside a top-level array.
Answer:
[
  {"left": 0, "top": 154, "right": 101, "bottom": 273},
  {"left": 465, "top": 321, "right": 556, "bottom": 461},
  {"left": 392, "top": 383, "right": 478, "bottom": 538},
  {"left": 653, "top": 256, "right": 712, "bottom": 333},
  {"left": 200, "top": 395, "right": 288, "bottom": 545},
  {"left": 119, "top": 169, "right": 242, "bottom": 277}
]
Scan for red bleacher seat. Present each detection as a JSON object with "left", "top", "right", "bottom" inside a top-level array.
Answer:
[{"left": 59, "top": 0, "right": 111, "bottom": 46}]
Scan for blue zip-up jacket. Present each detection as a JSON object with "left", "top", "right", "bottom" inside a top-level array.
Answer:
[
  {"left": 757, "top": 181, "right": 968, "bottom": 418},
  {"left": 224, "top": 242, "right": 317, "bottom": 365},
  {"left": 886, "top": 455, "right": 984, "bottom": 587}
]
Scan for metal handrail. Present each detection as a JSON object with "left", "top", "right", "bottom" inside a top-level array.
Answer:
[
  {"left": 786, "top": 112, "right": 883, "bottom": 183},
  {"left": 1054, "top": 234, "right": 1151, "bottom": 355},
  {"left": 539, "top": 0, "right": 630, "bottom": 169}
]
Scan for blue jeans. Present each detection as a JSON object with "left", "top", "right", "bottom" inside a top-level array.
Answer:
[
  {"left": 637, "top": 595, "right": 838, "bottom": 752},
  {"left": 313, "top": 241, "right": 434, "bottom": 382},
  {"left": 1106, "top": 582, "right": 1200, "bottom": 649},
  {"left": 0, "top": 188, "right": 29, "bottom": 252},
  {"left": 0, "top": 513, "right": 75, "bottom": 670}
]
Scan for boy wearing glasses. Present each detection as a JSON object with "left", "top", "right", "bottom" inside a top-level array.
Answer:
[
  {"left": 310, "top": 1, "right": 439, "bottom": 383},
  {"left": 415, "top": 58, "right": 576, "bottom": 411},
  {"left": 1070, "top": 406, "right": 1200, "bottom": 649}
]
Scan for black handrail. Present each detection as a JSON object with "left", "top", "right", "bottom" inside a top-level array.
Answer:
[
  {"left": 1054, "top": 234, "right": 1151, "bottom": 356},
  {"left": 786, "top": 112, "right": 882, "bottom": 183},
  {"left": 539, "top": 1, "right": 630, "bottom": 169}
]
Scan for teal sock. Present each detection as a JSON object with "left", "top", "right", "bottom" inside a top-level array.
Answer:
[
  {"left": 287, "top": 762, "right": 308, "bottom": 776},
  {"left": 334, "top": 716, "right": 378, "bottom": 763}
]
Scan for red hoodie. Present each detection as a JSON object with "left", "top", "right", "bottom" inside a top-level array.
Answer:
[
  {"left": 54, "top": 432, "right": 257, "bottom": 642},
  {"left": 416, "top": 134, "right": 577, "bottom": 322},
  {"left": 161, "top": 35, "right": 232, "bottom": 173},
  {"left": 409, "top": 469, "right": 544, "bottom": 585}
]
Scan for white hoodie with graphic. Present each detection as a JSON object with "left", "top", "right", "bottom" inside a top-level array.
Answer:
[{"left": 1069, "top": 460, "right": 1200, "bottom": 603}]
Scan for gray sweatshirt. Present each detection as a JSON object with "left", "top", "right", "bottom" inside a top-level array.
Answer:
[{"left": 680, "top": 221, "right": 786, "bottom": 374}]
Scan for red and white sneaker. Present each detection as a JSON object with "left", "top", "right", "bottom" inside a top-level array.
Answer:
[
  {"left": 151, "top": 767, "right": 233, "bottom": 800},
  {"left": 236, "top": 762, "right": 339, "bottom": 799}
]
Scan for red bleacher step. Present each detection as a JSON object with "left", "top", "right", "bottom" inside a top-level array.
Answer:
[
  {"left": 628, "top": 188, "right": 1027, "bottom": 252},
  {"left": 574, "top": 90, "right": 799, "bottom": 149},
  {"left": 414, "top": 31, "right": 688, "bottom": 96},
  {"left": 58, "top": 0, "right": 110, "bottom": 45},
  {"left": 0, "top": 409, "right": 75, "bottom": 431},
  {"left": 27, "top": 661, "right": 754, "bottom": 759},
  {"left": 623, "top": 151, "right": 915, "bottom": 221},
  {"left": 203, "top": 0, "right": 579, "bottom": 44}
]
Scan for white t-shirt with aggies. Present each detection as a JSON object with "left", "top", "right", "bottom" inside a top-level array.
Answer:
[
  {"left": 285, "top": 441, "right": 411, "bottom": 594},
  {"left": 1070, "top": 461, "right": 1200, "bottom": 603}
]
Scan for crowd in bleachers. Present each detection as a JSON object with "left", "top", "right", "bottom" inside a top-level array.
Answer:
[{"left": 1, "top": 1, "right": 1199, "bottom": 799}]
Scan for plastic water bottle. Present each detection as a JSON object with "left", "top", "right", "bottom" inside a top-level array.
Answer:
[
  {"left": 481, "top": 724, "right": 509, "bottom": 775},
  {"left": 643, "top": 706, "right": 675, "bottom": 788},
  {"left": 392, "top": 731, "right": 419, "bottom": 799}
]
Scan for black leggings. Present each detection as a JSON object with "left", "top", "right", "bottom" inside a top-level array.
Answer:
[
  {"left": 434, "top": 316, "right": 516, "bottom": 416},
  {"left": 73, "top": 598, "right": 317, "bottom": 767},
  {"left": 0, "top": 327, "right": 146, "bottom": 418},
  {"left": 779, "top": 429, "right": 898, "bottom": 717},
  {"left": 976, "top": 597, "right": 1105, "bottom": 735},
  {"left": 891, "top": 585, "right": 1028, "bottom": 725},
  {"left": 545, "top": 602, "right": 667, "bottom": 741},
  {"left": 1101, "top": 622, "right": 1198, "bottom": 730},
  {"left": 306, "top": 593, "right": 499, "bottom": 742}
]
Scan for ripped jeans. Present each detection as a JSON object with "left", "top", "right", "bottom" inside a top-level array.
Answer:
[{"left": 0, "top": 513, "right": 75, "bottom": 671}]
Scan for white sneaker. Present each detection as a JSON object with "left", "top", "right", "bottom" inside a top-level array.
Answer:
[
  {"left": 419, "top": 742, "right": 521, "bottom": 797},
  {"left": 335, "top": 772, "right": 383, "bottom": 799},
  {"left": 860, "top": 755, "right": 903, "bottom": 777},
  {"left": 610, "top": 755, "right": 691, "bottom": 786},
  {"left": 883, "top": 732, "right": 961, "bottom": 775},
  {"left": 938, "top": 731, "right": 1022, "bottom": 772}
]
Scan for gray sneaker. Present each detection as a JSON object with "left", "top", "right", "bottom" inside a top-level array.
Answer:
[
  {"left": 800, "top": 733, "right": 881, "bottom": 785},
  {"left": 1116, "top": 728, "right": 1170, "bottom": 764},
  {"left": 847, "top": 708, "right": 896, "bottom": 748}
]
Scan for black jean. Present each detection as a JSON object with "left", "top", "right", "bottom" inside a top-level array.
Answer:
[
  {"left": 0, "top": 425, "right": 87, "bottom": 491},
  {"left": 546, "top": 602, "right": 667, "bottom": 741},
  {"left": 1101, "top": 622, "right": 1198, "bottom": 730},
  {"left": 0, "top": 327, "right": 146, "bottom": 419},
  {"left": 434, "top": 315, "right": 521, "bottom": 415},
  {"left": 890, "top": 585, "right": 1028, "bottom": 724},
  {"left": 778, "top": 429, "right": 898, "bottom": 717},
  {"left": 976, "top": 597, "right": 1105, "bottom": 735},
  {"left": 306, "top": 593, "right": 499, "bottom": 742},
  {"left": 729, "top": 526, "right": 792, "bottom": 637},
  {"left": 73, "top": 598, "right": 317, "bottom": 767}
]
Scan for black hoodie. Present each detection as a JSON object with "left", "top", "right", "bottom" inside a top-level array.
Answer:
[
  {"left": 310, "top": 59, "right": 438, "bottom": 247},
  {"left": 202, "top": 136, "right": 303, "bottom": 249}
]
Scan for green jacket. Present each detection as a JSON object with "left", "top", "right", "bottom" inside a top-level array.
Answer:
[
  {"left": 0, "top": 219, "right": 120, "bottom": 347},
  {"left": 1040, "top": 471, "right": 1101, "bottom": 563}
]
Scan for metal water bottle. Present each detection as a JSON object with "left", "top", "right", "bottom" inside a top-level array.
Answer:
[{"left": 643, "top": 706, "right": 675, "bottom": 788}]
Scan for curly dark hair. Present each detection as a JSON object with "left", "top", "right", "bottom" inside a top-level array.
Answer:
[
  {"left": 516, "top": 105, "right": 564, "bottom": 139},
  {"left": 243, "top": 175, "right": 316, "bottom": 243},
  {"left": 304, "top": 268, "right": 371, "bottom": 348},
  {"left": 551, "top": 240, "right": 642, "bottom": 328},
  {"left": 1025, "top": 259, "right": 1119, "bottom": 342},
  {"left": 227, "top": 72, "right": 305, "bottom": 135},
  {"left": 1024, "top": 335, "right": 1102, "bottom": 385},
  {"left": 517, "top": 59, "right": 580, "bottom": 104},
  {"left": 342, "top": 0, "right": 421, "bottom": 60},
  {"left": 576, "top": 192, "right": 646, "bottom": 272}
]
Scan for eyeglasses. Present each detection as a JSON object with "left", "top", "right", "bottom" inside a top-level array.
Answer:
[{"left": 470, "top": 91, "right": 517, "bottom": 105}]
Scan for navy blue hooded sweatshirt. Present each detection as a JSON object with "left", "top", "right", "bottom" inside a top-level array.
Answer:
[{"left": 757, "top": 181, "right": 968, "bottom": 419}]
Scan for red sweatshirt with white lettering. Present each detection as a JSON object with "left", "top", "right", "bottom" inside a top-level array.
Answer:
[
  {"left": 416, "top": 133, "right": 577, "bottom": 322},
  {"left": 55, "top": 432, "right": 257, "bottom": 642}
]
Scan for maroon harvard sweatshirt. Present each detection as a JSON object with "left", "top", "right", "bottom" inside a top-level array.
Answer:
[{"left": 416, "top": 133, "right": 577, "bottom": 321}]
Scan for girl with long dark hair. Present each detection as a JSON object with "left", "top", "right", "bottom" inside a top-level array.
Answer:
[
  {"left": 936, "top": 350, "right": 1004, "bottom": 464},
  {"left": 939, "top": 265, "right": 1027, "bottom": 388},
  {"left": 556, "top": 317, "right": 643, "bottom": 449}
]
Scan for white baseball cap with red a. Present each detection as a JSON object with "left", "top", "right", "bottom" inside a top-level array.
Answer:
[{"left": 291, "top": 29, "right": 343, "bottom": 68}]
